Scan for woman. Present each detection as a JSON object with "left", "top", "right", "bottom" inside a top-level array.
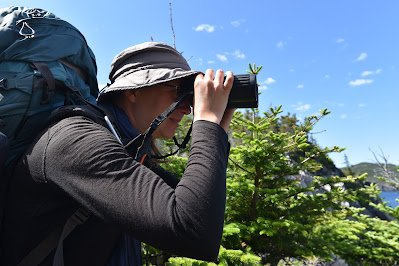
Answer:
[{"left": 2, "top": 42, "right": 234, "bottom": 265}]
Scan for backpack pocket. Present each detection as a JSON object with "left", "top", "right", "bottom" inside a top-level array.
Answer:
[{"left": 0, "top": 68, "right": 35, "bottom": 139}]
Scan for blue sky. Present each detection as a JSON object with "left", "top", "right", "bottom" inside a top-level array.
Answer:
[{"left": 4, "top": 0, "right": 399, "bottom": 168}]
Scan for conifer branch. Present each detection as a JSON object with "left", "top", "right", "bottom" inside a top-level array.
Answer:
[{"left": 228, "top": 157, "right": 256, "bottom": 175}]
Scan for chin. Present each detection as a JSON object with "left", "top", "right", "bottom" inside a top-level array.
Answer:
[
  {"left": 164, "top": 131, "right": 176, "bottom": 139},
  {"left": 153, "top": 129, "right": 176, "bottom": 139},
  {"left": 153, "top": 120, "right": 178, "bottom": 139}
]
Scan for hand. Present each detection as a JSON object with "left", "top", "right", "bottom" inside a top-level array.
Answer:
[{"left": 193, "top": 69, "right": 234, "bottom": 131}]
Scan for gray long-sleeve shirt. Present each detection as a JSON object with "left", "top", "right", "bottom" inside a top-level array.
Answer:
[{"left": 3, "top": 117, "right": 229, "bottom": 265}]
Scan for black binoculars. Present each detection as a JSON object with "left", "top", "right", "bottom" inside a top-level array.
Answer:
[
  {"left": 181, "top": 74, "right": 259, "bottom": 108},
  {"left": 225, "top": 74, "right": 258, "bottom": 108}
]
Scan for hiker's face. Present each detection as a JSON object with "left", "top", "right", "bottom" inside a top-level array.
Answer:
[{"left": 127, "top": 80, "right": 191, "bottom": 139}]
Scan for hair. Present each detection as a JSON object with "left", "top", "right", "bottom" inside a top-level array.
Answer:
[
  {"left": 100, "top": 89, "right": 124, "bottom": 104},
  {"left": 150, "top": 140, "right": 169, "bottom": 163}
]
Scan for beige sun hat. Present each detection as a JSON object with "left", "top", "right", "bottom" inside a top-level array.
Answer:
[{"left": 98, "top": 42, "right": 201, "bottom": 103}]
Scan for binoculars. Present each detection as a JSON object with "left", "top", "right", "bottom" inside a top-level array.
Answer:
[
  {"left": 225, "top": 74, "right": 258, "bottom": 108},
  {"left": 181, "top": 74, "right": 259, "bottom": 108}
]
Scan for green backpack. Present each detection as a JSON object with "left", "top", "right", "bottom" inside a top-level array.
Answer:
[{"left": 0, "top": 6, "right": 98, "bottom": 169}]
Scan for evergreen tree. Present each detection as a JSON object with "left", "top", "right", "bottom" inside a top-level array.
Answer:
[{"left": 223, "top": 107, "right": 399, "bottom": 265}]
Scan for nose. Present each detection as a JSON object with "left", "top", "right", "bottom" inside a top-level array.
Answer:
[{"left": 178, "top": 100, "right": 191, "bottom": 115}]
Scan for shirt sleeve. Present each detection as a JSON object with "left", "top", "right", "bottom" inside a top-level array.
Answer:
[{"left": 29, "top": 116, "right": 229, "bottom": 261}]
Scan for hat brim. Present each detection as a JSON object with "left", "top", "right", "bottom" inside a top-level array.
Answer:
[{"left": 98, "top": 68, "right": 200, "bottom": 103}]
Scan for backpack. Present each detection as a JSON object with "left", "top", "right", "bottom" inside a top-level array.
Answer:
[
  {"left": 0, "top": 6, "right": 98, "bottom": 168},
  {"left": 0, "top": 6, "right": 99, "bottom": 264}
]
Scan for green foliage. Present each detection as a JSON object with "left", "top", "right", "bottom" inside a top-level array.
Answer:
[
  {"left": 217, "top": 246, "right": 261, "bottom": 265},
  {"left": 142, "top": 243, "right": 172, "bottom": 265},
  {"left": 225, "top": 107, "right": 346, "bottom": 263},
  {"left": 160, "top": 155, "right": 188, "bottom": 178},
  {"left": 224, "top": 106, "right": 399, "bottom": 265},
  {"left": 165, "top": 246, "right": 261, "bottom": 266},
  {"left": 343, "top": 154, "right": 356, "bottom": 177},
  {"left": 166, "top": 257, "right": 215, "bottom": 266},
  {"left": 247, "top": 63, "right": 263, "bottom": 74}
]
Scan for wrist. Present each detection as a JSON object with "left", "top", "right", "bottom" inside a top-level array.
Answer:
[{"left": 193, "top": 114, "right": 220, "bottom": 125}]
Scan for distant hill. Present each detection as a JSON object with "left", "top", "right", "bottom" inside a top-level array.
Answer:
[{"left": 341, "top": 162, "right": 399, "bottom": 191}]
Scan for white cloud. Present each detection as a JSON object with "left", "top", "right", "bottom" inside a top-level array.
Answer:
[
  {"left": 231, "top": 19, "right": 245, "bottom": 27},
  {"left": 276, "top": 41, "right": 286, "bottom": 49},
  {"left": 264, "top": 77, "right": 276, "bottom": 84},
  {"left": 336, "top": 38, "right": 345, "bottom": 43},
  {"left": 297, "top": 84, "right": 304, "bottom": 89},
  {"left": 194, "top": 24, "right": 215, "bottom": 33},
  {"left": 355, "top": 52, "right": 367, "bottom": 61},
  {"left": 361, "top": 69, "right": 382, "bottom": 76},
  {"left": 361, "top": 71, "right": 373, "bottom": 77},
  {"left": 340, "top": 114, "right": 347, "bottom": 119},
  {"left": 358, "top": 103, "right": 366, "bottom": 107},
  {"left": 257, "top": 78, "right": 275, "bottom": 90},
  {"left": 349, "top": 79, "right": 373, "bottom": 86},
  {"left": 216, "top": 54, "right": 228, "bottom": 62},
  {"left": 232, "top": 50, "right": 245, "bottom": 59},
  {"left": 295, "top": 103, "right": 311, "bottom": 111},
  {"left": 208, "top": 60, "right": 216, "bottom": 64}
]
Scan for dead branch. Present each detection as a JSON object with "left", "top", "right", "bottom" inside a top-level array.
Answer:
[{"left": 169, "top": 2, "right": 176, "bottom": 49}]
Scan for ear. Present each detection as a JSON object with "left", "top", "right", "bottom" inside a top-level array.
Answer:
[{"left": 124, "top": 89, "right": 138, "bottom": 103}]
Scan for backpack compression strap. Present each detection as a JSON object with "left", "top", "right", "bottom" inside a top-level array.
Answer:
[{"left": 31, "top": 62, "right": 56, "bottom": 104}]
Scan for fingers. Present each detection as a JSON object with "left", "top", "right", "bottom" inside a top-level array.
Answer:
[
  {"left": 214, "top": 69, "right": 223, "bottom": 86},
  {"left": 224, "top": 71, "right": 234, "bottom": 89},
  {"left": 201, "top": 69, "right": 233, "bottom": 97},
  {"left": 205, "top": 68, "right": 215, "bottom": 79},
  {"left": 193, "top": 69, "right": 234, "bottom": 127}
]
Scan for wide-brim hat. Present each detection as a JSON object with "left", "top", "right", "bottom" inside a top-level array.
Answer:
[{"left": 98, "top": 42, "right": 201, "bottom": 103}]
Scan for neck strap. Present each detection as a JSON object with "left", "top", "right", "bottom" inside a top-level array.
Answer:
[{"left": 125, "top": 90, "right": 193, "bottom": 161}]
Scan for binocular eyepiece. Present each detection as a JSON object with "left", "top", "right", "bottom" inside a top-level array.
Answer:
[{"left": 181, "top": 74, "right": 259, "bottom": 108}]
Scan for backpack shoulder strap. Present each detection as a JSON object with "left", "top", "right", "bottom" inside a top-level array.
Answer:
[
  {"left": 17, "top": 208, "right": 90, "bottom": 266},
  {"left": 46, "top": 104, "right": 107, "bottom": 128},
  {"left": 46, "top": 104, "right": 123, "bottom": 143}
]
